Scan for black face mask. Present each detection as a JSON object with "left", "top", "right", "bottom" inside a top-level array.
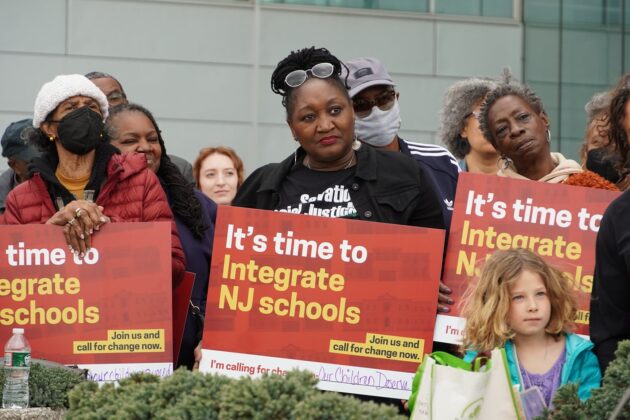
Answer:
[
  {"left": 55, "top": 107, "right": 104, "bottom": 155},
  {"left": 585, "top": 148, "right": 621, "bottom": 184}
]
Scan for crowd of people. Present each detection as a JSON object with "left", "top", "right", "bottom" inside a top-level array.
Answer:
[{"left": 1, "top": 45, "right": 629, "bottom": 411}]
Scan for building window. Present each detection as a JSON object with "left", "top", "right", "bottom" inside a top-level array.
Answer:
[
  {"left": 435, "top": 0, "right": 513, "bottom": 18},
  {"left": 259, "top": 0, "right": 514, "bottom": 17},
  {"left": 260, "top": 0, "right": 428, "bottom": 12},
  {"left": 523, "top": 0, "right": 629, "bottom": 159}
]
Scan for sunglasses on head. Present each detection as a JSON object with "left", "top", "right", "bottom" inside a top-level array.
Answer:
[
  {"left": 352, "top": 90, "right": 396, "bottom": 117},
  {"left": 284, "top": 62, "right": 335, "bottom": 88}
]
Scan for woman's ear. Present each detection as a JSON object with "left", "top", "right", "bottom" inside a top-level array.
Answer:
[
  {"left": 40, "top": 121, "right": 55, "bottom": 139},
  {"left": 460, "top": 125, "right": 469, "bottom": 140},
  {"left": 540, "top": 111, "right": 550, "bottom": 129},
  {"left": 287, "top": 121, "right": 298, "bottom": 142}
]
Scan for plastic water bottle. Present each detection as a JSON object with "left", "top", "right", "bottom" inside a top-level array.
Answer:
[{"left": 2, "top": 328, "right": 30, "bottom": 409}]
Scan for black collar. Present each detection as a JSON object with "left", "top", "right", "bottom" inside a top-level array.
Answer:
[
  {"left": 257, "top": 144, "right": 378, "bottom": 194},
  {"left": 29, "top": 142, "right": 119, "bottom": 207}
]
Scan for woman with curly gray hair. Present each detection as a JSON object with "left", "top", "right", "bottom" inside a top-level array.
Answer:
[
  {"left": 580, "top": 90, "right": 612, "bottom": 167},
  {"left": 478, "top": 81, "right": 617, "bottom": 190},
  {"left": 438, "top": 78, "right": 500, "bottom": 174}
]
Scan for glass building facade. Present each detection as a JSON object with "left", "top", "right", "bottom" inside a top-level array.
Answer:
[
  {"left": 260, "top": 0, "right": 514, "bottom": 18},
  {"left": 524, "top": 0, "right": 628, "bottom": 158},
  {"left": 259, "top": 0, "right": 630, "bottom": 160}
]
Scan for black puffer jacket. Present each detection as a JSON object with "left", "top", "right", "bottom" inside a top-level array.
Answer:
[{"left": 233, "top": 145, "right": 444, "bottom": 230}]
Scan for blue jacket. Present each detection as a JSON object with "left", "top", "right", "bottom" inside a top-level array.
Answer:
[
  {"left": 398, "top": 138, "right": 459, "bottom": 229},
  {"left": 505, "top": 334, "right": 601, "bottom": 401},
  {"left": 175, "top": 190, "right": 217, "bottom": 315},
  {"left": 171, "top": 189, "right": 217, "bottom": 369},
  {"left": 464, "top": 334, "right": 600, "bottom": 401}
]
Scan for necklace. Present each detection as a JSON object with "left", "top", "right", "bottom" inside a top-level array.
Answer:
[{"left": 304, "top": 152, "right": 355, "bottom": 171}]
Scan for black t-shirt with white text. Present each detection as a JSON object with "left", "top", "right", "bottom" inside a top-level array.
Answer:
[{"left": 276, "top": 164, "right": 357, "bottom": 218}]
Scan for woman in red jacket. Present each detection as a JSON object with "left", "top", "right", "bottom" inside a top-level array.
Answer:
[{"left": 2, "top": 74, "right": 185, "bottom": 283}]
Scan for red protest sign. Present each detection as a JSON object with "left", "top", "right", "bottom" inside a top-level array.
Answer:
[
  {"left": 0, "top": 223, "right": 174, "bottom": 381},
  {"left": 200, "top": 206, "right": 445, "bottom": 400},
  {"left": 173, "top": 272, "right": 195, "bottom": 364},
  {"left": 435, "top": 173, "right": 619, "bottom": 344}
]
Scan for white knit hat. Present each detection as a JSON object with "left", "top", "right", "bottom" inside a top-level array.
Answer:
[{"left": 32, "top": 74, "right": 109, "bottom": 128}]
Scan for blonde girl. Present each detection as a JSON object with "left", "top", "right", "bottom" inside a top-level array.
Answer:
[{"left": 461, "top": 248, "right": 600, "bottom": 406}]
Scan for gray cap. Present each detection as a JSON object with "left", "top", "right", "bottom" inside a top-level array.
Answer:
[
  {"left": 1, "top": 119, "right": 37, "bottom": 161},
  {"left": 344, "top": 57, "right": 395, "bottom": 98}
]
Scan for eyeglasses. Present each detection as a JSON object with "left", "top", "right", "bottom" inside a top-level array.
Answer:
[
  {"left": 284, "top": 62, "right": 335, "bottom": 88},
  {"left": 107, "top": 91, "right": 127, "bottom": 103},
  {"left": 352, "top": 90, "right": 396, "bottom": 117}
]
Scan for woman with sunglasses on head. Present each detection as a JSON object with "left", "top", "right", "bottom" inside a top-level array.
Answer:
[
  {"left": 234, "top": 46, "right": 443, "bottom": 230},
  {"left": 478, "top": 79, "right": 617, "bottom": 190},
  {"left": 439, "top": 78, "right": 501, "bottom": 174}
]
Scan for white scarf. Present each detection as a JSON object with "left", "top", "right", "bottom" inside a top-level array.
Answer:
[{"left": 498, "top": 152, "right": 582, "bottom": 183}]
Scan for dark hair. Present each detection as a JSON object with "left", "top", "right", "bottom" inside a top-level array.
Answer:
[
  {"left": 26, "top": 124, "right": 55, "bottom": 154},
  {"left": 609, "top": 87, "right": 630, "bottom": 168},
  {"left": 479, "top": 82, "right": 545, "bottom": 148},
  {"left": 270, "top": 46, "right": 350, "bottom": 117},
  {"left": 193, "top": 146, "right": 245, "bottom": 188},
  {"left": 584, "top": 74, "right": 630, "bottom": 185},
  {"left": 85, "top": 71, "right": 127, "bottom": 97},
  {"left": 105, "top": 103, "right": 208, "bottom": 239}
]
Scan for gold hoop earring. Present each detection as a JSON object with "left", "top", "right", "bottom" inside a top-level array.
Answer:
[{"left": 48, "top": 135, "right": 55, "bottom": 142}]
